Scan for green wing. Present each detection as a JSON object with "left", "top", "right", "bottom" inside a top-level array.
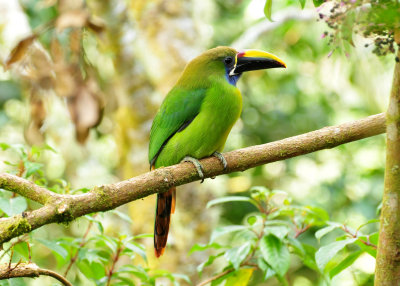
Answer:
[{"left": 149, "top": 87, "right": 206, "bottom": 166}]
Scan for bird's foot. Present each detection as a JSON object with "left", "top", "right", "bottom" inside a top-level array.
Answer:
[
  {"left": 182, "top": 156, "right": 205, "bottom": 183},
  {"left": 212, "top": 152, "right": 228, "bottom": 170}
]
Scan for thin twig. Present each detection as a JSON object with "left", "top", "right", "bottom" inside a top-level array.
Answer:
[
  {"left": 64, "top": 219, "right": 94, "bottom": 276},
  {"left": 0, "top": 263, "right": 72, "bottom": 286},
  {"left": 106, "top": 241, "right": 122, "bottom": 286},
  {"left": 196, "top": 269, "right": 235, "bottom": 286}
]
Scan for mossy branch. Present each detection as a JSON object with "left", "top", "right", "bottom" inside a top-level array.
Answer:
[{"left": 0, "top": 113, "right": 386, "bottom": 245}]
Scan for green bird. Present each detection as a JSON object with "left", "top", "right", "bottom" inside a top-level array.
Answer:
[{"left": 149, "top": 46, "right": 286, "bottom": 257}]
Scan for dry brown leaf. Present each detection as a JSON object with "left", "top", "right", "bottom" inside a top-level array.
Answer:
[
  {"left": 67, "top": 81, "right": 103, "bottom": 143},
  {"left": 50, "top": 37, "right": 64, "bottom": 64},
  {"left": 56, "top": 10, "right": 89, "bottom": 32},
  {"left": 87, "top": 16, "right": 106, "bottom": 33},
  {"left": 25, "top": 89, "right": 46, "bottom": 145},
  {"left": 69, "top": 29, "right": 82, "bottom": 54},
  {"left": 4, "top": 35, "right": 36, "bottom": 69}
]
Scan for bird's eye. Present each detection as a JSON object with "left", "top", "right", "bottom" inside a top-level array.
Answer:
[{"left": 224, "top": 57, "right": 233, "bottom": 65}]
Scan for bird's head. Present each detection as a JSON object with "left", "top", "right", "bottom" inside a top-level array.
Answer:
[{"left": 178, "top": 46, "right": 286, "bottom": 87}]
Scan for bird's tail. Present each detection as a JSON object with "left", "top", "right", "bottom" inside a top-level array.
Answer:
[{"left": 154, "top": 187, "right": 176, "bottom": 257}]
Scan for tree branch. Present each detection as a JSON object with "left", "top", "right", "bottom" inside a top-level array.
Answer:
[
  {"left": 375, "top": 39, "right": 400, "bottom": 283},
  {"left": 0, "top": 113, "right": 386, "bottom": 245},
  {"left": 0, "top": 263, "right": 72, "bottom": 286},
  {"left": 0, "top": 173, "right": 61, "bottom": 204}
]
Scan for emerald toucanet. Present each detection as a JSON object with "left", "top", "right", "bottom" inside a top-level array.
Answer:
[{"left": 149, "top": 46, "right": 286, "bottom": 257}]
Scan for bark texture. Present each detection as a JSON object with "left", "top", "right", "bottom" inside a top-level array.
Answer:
[
  {"left": 0, "top": 113, "right": 386, "bottom": 245},
  {"left": 375, "top": 45, "right": 400, "bottom": 285}
]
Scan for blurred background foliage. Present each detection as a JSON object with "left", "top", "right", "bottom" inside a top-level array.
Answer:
[{"left": 0, "top": 0, "right": 396, "bottom": 285}]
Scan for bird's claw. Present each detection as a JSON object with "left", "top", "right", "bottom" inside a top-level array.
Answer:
[
  {"left": 182, "top": 156, "right": 205, "bottom": 183},
  {"left": 212, "top": 152, "right": 227, "bottom": 170}
]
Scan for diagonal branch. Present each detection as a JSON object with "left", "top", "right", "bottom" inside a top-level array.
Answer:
[{"left": 0, "top": 113, "right": 386, "bottom": 245}]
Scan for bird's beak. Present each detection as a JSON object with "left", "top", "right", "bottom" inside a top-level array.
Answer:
[{"left": 229, "top": 50, "right": 286, "bottom": 76}]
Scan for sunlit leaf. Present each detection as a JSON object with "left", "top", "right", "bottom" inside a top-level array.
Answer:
[
  {"left": 0, "top": 197, "right": 27, "bottom": 217},
  {"left": 24, "top": 161, "right": 43, "bottom": 178},
  {"left": 210, "top": 225, "right": 248, "bottom": 243},
  {"left": 110, "top": 209, "right": 133, "bottom": 223},
  {"left": 264, "top": 0, "right": 273, "bottom": 21},
  {"left": 225, "top": 268, "right": 254, "bottom": 286},
  {"left": 329, "top": 250, "right": 363, "bottom": 278},
  {"left": 298, "top": 0, "right": 306, "bottom": 9},
  {"left": 206, "top": 196, "right": 258, "bottom": 209},
  {"left": 197, "top": 252, "right": 224, "bottom": 275},
  {"left": 36, "top": 238, "right": 68, "bottom": 260},
  {"left": 247, "top": 215, "right": 257, "bottom": 226},
  {"left": 224, "top": 241, "right": 252, "bottom": 270},
  {"left": 189, "top": 242, "right": 224, "bottom": 254},
  {"left": 356, "top": 219, "right": 379, "bottom": 232},
  {"left": 13, "top": 241, "right": 30, "bottom": 260},
  {"left": 312, "top": 0, "right": 325, "bottom": 7},
  {"left": 315, "top": 223, "right": 342, "bottom": 241},
  {"left": 259, "top": 234, "right": 290, "bottom": 277},
  {"left": 315, "top": 238, "right": 357, "bottom": 271},
  {"left": 0, "top": 143, "right": 10, "bottom": 150}
]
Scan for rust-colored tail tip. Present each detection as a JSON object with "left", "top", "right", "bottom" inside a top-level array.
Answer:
[{"left": 155, "top": 247, "right": 165, "bottom": 258}]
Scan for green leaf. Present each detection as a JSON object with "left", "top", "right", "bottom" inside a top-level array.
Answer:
[
  {"left": 124, "top": 241, "right": 147, "bottom": 263},
  {"left": 84, "top": 215, "right": 104, "bottom": 234},
  {"left": 132, "top": 233, "right": 153, "bottom": 239},
  {"left": 110, "top": 209, "right": 133, "bottom": 223},
  {"left": 259, "top": 234, "right": 290, "bottom": 277},
  {"left": 315, "top": 238, "right": 357, "bottom": 271},
  {"left": 304, "top": 206, "right": 330, "bottom": 226},
  {"left": 0, "top": 143, "right": 10, "bottom": 150},
  {"left": 225, "top": 268, "right": 254, "bottom": 286},
  {"left": 247, "top": 215, "right": 257, "bottom": 226},
  {"left": 189, "top": 242, "right": 223, "bottom": 254},
  {"left": 315, "top": 223, "right": 341, "bottom": 241},
  {"left": 356, "top": 219, "right": 379, "bottom": 232},
  {"left": 13, "top": 242, "right": 29, "bottom": 260},
  {"left": 77, "top": 260, "right": 105, "bottom": 280},
  {"left": 257, "top": 256, "right": 276, "bottom": 280},
  {"left": 354, "top": 233, "right": 378, "bottom": 258},
  {"left": 210, "top": 225, "right": 248, "bottom": 243},
  {"left": 171, "top": 273, "right": 191, "bottom": 284},
  {"left": 0, "top": 197, "right": 27, "bottom": 217},
  {"left": 264, "top": 225, "right": 290, "bottom": 239},
  {"left": 197, "top": 252, "right": 224, "bottom": 275},
  {"left": 118, "top": 265, "right": 149, "bottom": 281},
  {"left": 206, "top": 196, "right": 258, "bottom": 209},
  {"left": 312, "top": 0, "right": 325, "bottom": 7},
  {"left": 24, "top": 161, "right": 43, "bottom": 178},
  {"left": 263, "top": 0, "right": 273, "bottom": 21},
  {"left": 36, "top": 238, "right": 68, "bottom": 260},
  {"left": 224, "top": 241, "right": 252, "bottom": 270},
  {"left": 329, "top": 250, "right": 363, "bottom": 279},
  {"left": 298, "top": 0, "right": 306, "bottom": 9}
]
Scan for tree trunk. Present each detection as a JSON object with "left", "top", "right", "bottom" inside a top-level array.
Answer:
[{"left": 375, "top": 34, "right": 400, "bottom": 285}]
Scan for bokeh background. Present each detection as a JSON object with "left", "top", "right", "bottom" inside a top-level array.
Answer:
[{"left": 0, "top": 0, "right": 394, "bottom": 285}]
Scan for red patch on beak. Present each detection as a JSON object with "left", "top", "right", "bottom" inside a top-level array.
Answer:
[{"left": 237, "top": 51, "right": 245, "bottom": 58}]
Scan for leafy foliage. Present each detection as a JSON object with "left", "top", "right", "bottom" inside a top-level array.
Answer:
[{"left": 192, "top": 187, "right": 378, "bottom": 285}]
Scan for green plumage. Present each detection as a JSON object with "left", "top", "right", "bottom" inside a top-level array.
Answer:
[
  {"left": 149, "top": 47, "right": 242, "bottom": 168},
  {"left": 149, "top": 45, "right": 288, "bottom": 257}
]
